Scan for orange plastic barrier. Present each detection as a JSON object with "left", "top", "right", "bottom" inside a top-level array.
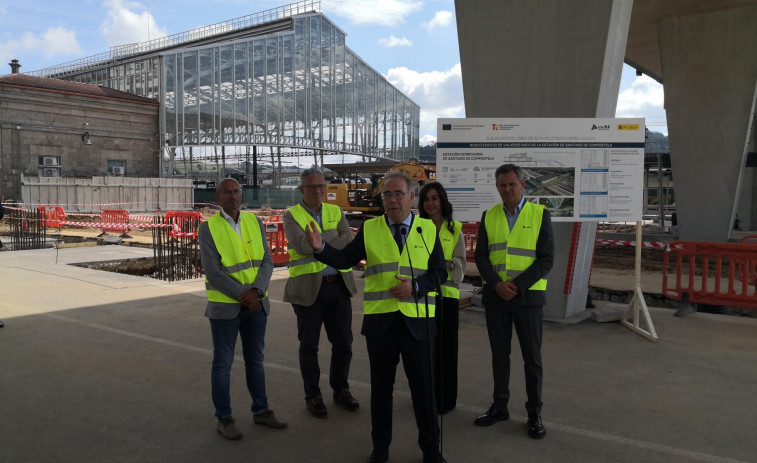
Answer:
[
  {"left": 739, "top": 234, "right": 757, "bottom": 243},
  {"left": 461, "top": 222, "right": 479, "bottom": 262},
  {"left": 264, "top": 221, "right": 289, "bottom": 265},
  {"left": 38, "top": 206, "right": 65, "bottom": 228},
  {"left": 662, "top": 241, "right": 757, "bottom": 310},
  {"left": 164, "top": 211, "right": 203, "bottom": 238},
  {"left": 100, "top": 209, "right": 130, "bottom": 235}
]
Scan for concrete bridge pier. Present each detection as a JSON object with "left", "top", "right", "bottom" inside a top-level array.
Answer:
[
  {"left": 658, "top": 5, "right": 757, "bottom": 241},
  {"left": 455, "top": 0, "right": 634, "bottom": 319}
]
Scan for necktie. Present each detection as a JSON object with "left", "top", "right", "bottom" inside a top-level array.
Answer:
[{"left": 392, "top": 223, "right": 404, "bottom": 251}]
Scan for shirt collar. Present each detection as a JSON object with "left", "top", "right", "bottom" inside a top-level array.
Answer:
[
  {"left": 504, "top": 196, "right": 526, "bottom": 215},
  {"left": 300, "top": 200, "right": 322, "bottom": 216},
  {"left": 219, "top": 208, "right": 236, "bottom": 222},
  {"left": 387, "top": 213, "right": 413, "bottom": 228}
]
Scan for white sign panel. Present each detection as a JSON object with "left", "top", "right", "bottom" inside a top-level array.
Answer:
[{"left": 436, "top": 118, "right": 645, "bottom": 223}]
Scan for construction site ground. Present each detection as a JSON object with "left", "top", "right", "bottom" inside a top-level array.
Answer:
[{"left": 1, "top": 241, "right": 757, "bottom": 463}]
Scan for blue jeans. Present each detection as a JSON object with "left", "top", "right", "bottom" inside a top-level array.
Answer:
[{"left": 209, "top": 308, "right": 268, "bottom": 417}]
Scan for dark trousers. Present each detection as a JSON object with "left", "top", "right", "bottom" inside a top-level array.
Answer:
[
  {"left": 292, "top": 278, "right": 353, "bottom": 399},
  {"left": 484, "top": 300, "right": 543, "bottom": 417},
  {"left": 435, "top": 297, "right": 459, "bottom": 414},
  {"left": 366, "top": 313, "right": 439, "bottom": 456}
]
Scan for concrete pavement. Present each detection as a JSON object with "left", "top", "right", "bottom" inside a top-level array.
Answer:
[{"left": 1, "top": 245, "right": 756, "bottom": 463}]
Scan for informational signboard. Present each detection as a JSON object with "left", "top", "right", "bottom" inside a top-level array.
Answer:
[{"left": 436, "top": 118, "right": 645, "bottom": 223}]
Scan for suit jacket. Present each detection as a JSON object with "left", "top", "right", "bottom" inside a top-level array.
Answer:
[
  {"left": 474, "top": 207, "right": 554, "bottom": 307},
  {"left": 315, "top": 214, "right": 447, "bottom": 340},
  {"left": 281, "top": 202, "right": 357, "bottom": 306},
  {"left": 198, "top": 213, "right": 274, "bottom": 318}
]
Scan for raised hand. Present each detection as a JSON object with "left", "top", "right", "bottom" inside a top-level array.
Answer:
[{"left": 305, "top": 220, "right": 323, "bottom": 250}]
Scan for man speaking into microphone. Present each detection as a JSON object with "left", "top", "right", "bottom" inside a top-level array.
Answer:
[{"left": 304, "top": 172, "right": 447, "bottom": 463}]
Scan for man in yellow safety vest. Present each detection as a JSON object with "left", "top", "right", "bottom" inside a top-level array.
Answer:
[
  {"left": 304, "top": 172, "right": 448, "bottom": 463},
  {"left": 473, "top": 164, "right": 554, "bottom": 440},
  {"left": 282, "top": 167, "right": 359, "bottom": 418},
  {"left": 198, "top": 178, "right": 287, "bottom": 440}
]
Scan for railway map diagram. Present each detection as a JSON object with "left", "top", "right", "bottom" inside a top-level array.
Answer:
[{"left": 436, "top": 118, "right": 645, "bottom": 222}]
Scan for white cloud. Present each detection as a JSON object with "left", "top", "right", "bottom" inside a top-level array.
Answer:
[
  {"left": 100, "top": 0, "right": 168, "bottom": 48},
  {"left": 422, "top": 10, "right": 453, "bottom": 30},
  {"left": 323, "top": 0, "right": 423, "bottom": 26},
  {"left": 386, "top": 63, "right": 464, "bottom": 144},
  {"left": 378, "top": 36, "right": 412, "bottom": 47},
  {"left": 616, "top": 75, "right": 664, "bottom": 115},
  {"left": 0, "top": 27, "right": 83, "bottom": 67},
  {"left": 616, "top": 74, "right": 667, "bottom": 133}
]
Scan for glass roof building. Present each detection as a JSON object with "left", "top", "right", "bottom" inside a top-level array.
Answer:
[{"left": 26, "top": 1, "right": 420, "bottom": 173}]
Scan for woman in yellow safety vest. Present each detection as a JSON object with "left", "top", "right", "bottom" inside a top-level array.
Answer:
[{"left": 418, "top": 182, "right": 467, "bottom": 415}]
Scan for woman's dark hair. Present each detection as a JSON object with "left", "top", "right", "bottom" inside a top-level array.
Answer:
[{"left": 418, "top": 182, "right": 455, "bottom": 234}]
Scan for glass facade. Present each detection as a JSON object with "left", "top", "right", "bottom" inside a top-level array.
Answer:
[
  {"left": 64, "top": 57, "right": 161, "bottom": 99},
  {"left": 162, "top": 14, "right": 419, "bottom": 159},
  {"left": 50, "top": 11, "right": 419, "bottom": 162}
]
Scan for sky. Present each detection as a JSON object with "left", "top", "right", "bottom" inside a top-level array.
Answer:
[{"left": 0, "top": 0, "right": 668, "bottom": 145}]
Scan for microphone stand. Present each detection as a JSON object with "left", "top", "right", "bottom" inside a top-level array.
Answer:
[{"left": 415, "top": 226, "right": 446, "bottom": 461}]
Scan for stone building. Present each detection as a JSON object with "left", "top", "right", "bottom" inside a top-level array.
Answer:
[{"left": 0, "top": 72, "right": 159, "bottom": 201}]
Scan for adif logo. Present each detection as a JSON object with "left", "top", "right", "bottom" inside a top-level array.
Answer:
[{"left": 591, "top": 124, "right": 611, "bottom": 131}]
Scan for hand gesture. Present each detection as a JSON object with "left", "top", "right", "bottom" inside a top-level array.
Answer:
[
  {"left": 389, "top": 275, "right": 413, "bottom": 300},
  {"left": 495, "top": 281, "right": 518, "bottom": 301},
  {"left": 240, "top": 289, "right": 263, "bottom": 312},
  {"left": 305, "top": 220, "right": 323, "bottom": 250}
]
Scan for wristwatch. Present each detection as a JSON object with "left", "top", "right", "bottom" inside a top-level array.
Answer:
[{"left": 254, "top": 288, "right": 264, "bottom": 299}]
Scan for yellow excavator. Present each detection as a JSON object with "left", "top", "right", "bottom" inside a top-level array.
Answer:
[{"left": 324, "top": 162, "right": 436, "bottom": 216}]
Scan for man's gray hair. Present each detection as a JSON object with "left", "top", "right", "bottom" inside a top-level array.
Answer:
[
  {"left": 382, "top": 172, "right": 413, "bottom": 192},
  {"left": 299, "top": 167, "right": 324, "bottom": 186},
  {"left": 495, "top": 164, "right": 524, "bottom": 182}
]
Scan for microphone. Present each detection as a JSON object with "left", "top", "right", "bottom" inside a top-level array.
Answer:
[
  {"left": 415, "top": 225, "right": 445, "bottom": 457},
  {"left": 400, "top": 227, "right": 417, "bottom": 300},
  {"left": 416, "top": 226, "right": 444, "bottom": 308}
]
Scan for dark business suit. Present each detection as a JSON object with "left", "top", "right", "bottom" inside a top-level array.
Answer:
[
  {"left": 316, "top": 214, "right": 447, "bottom": 457},
  {"left": 474, "top": 206, "right": 554, "bottom": 417}
]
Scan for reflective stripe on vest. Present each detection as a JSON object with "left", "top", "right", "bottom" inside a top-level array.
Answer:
[
  {"left": 363, "top": 216, "right": 438, "bottom": 317},
  {"left": 205, "top": 212, "right": 266, "bottom": 303},
  {"left": 484, "top": 201, "right": 547, "bottom": 291},
  {"left": 286, "top": 203, "right": 351, "bottom": 277},
  {"left": 438, "top": 220, "right": 461, "bottom": 299}
]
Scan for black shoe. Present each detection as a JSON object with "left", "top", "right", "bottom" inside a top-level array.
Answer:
[
  {"left": 423, "top": 451, "right": 447, "bottom": 463},
  {"left": 527, "top": 415, "right": 546, "bottom": 439},
  {"left": 333, "top": 388, "right": 359, "bottom": 411},
  {"left": 474, "top": 405, "right": 509, "bottom": 426},
  {"left": 368, "top": 450, "right": 388, "bottom": 463},
  {"left": 0, "top": 321, "right": 4, "bottom": 328},
  {"left": 306, "top": 395, "right": 328, "bottom": 418}
]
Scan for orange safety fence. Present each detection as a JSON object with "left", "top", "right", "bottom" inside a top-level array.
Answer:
[
  {"left": 264, "top": 221, "right": 289, "bottom": 265},
  {"left": 100, "top": 209, "right": 130, "bottom": 235},
  {"left": 662, "top": 241, "right": 757, "bottom": 310},
  {"left": 461, "top": 222, "right": 479, "bottom": 263},
  {"left": 37, "top": 206, "right": 65, "bottom": 228},
  {"left": 164, "top": 211, "right": 204, "bottom": 238}
]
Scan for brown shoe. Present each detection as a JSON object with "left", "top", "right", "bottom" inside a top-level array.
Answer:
[
  {"left": 333, "top": 388, "right": 359, "bottom": 411},
  {"left": 217, "top": 416, "right": 243, "bottom": 440},
  {"left": 253, "top": 409, "right": 288, "bottom": 429}
]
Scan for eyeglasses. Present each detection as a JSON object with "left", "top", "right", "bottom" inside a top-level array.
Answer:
[
  {"left": 219, "top": 188, "right": 242, "bottom": 196},
  {"left": 381, "top": 192, "right": 406, "bottom": 200},
  {"left": 303, "top": 184, "right": 326, "bottom": 191}
]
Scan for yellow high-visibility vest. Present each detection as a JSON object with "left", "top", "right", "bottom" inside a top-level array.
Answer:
[
  {"left": 205, "top": 212, "right": 267, "bottom": 303},
  {"left": 287, "top": 203, "right": 351, "bottom": 277},
  {"left": 439, "top": 220, "right": 462, "bottom": 299},
  {"left": 363, "top": 217, "right": 438, "bottom": 317},
  {"left": 484, "top": 201, "right": 547, "bottom": 291}
]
